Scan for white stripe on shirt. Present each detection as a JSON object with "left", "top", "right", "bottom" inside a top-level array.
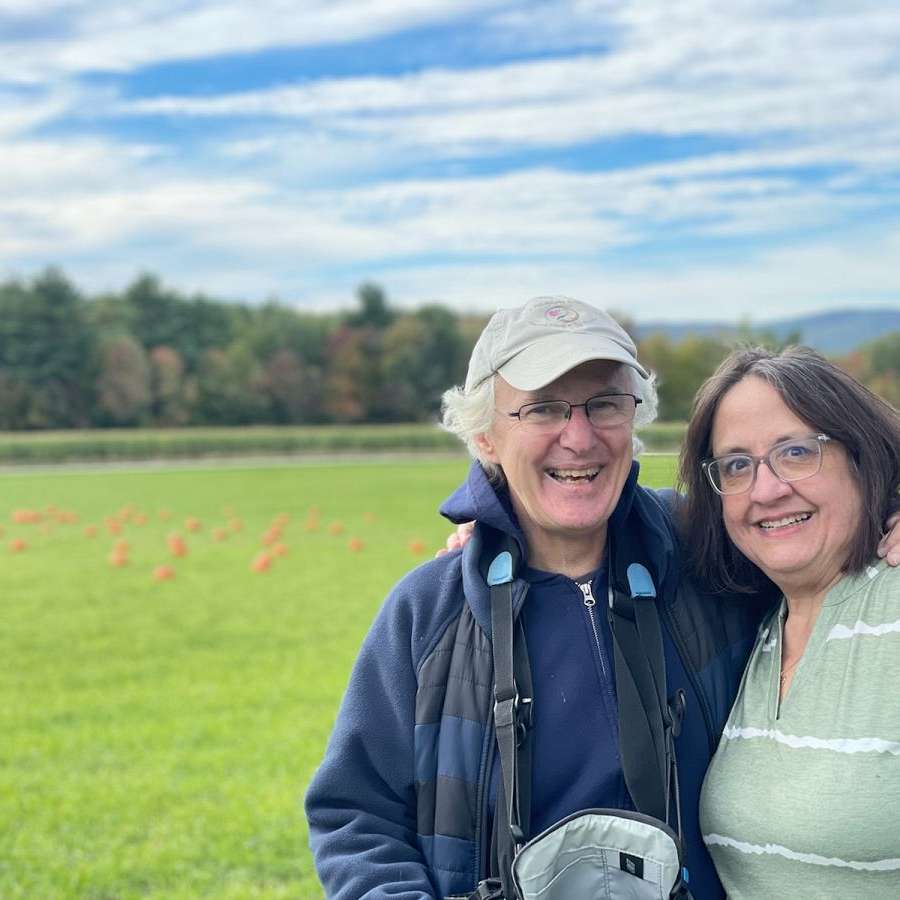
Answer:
[
  {"left": 722, "top": 725, "right": 900, "bottom": 755},
  {"left": 703, "top": 833, "right": 900, "bottom": 871},
  {"left": 827, "top": 618, "right": 900, "bottom": 641}
]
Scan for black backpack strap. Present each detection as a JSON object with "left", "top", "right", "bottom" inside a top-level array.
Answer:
[
  {"left": 609, "top": 557, "right": 692, "bottom": 900},
  {"left": 608, "top": 546, "right": 686, "bottom": 843},
  {"left": 607, "top": 562, "right": 668, "bottom": 822},
  {"left": 487, "top": 538, "right": 532, "bottom": 900}
]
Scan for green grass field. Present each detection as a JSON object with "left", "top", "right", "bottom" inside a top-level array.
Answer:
[{"left": 0, "top": 455, "right": 677, "bottom": 898}]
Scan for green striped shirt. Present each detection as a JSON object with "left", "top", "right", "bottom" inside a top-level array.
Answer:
[{"left": 700, "top": 560, "right": 900, "bottom": 899}]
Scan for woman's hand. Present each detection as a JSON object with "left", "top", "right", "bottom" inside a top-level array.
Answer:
[
  {"left": 878, "top": 511, "right": 900, "bottom": 566},
  {"left": 435, "top": 521, "right": 475, "bottom": 557}
]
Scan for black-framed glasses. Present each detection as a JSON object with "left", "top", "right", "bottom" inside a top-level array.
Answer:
[
  {"left": 505, "top": 393, "right": 641, "bottom": 432},
  {"left": 702, "top": 433, "right": 831, "bottom": 496}
]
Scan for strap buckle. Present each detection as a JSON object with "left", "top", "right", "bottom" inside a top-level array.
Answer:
[
  {"left": 515, "top": 696, "right": 533, "bottom": 745},
  {"left": 666, "top": 688, "right": 686, "bottom": 739},
  {"left": 470, "top": 878, "right": 504, "bottom": 899},
  {"left": 493, "top": 692, "right": 533, "bottom": 746}
]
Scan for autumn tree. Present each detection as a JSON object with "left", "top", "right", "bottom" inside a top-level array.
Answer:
[
  {"left": 837, "top": 333, "right": 900, "bottom": 407},
  {"left": 380, "top": 305, "right": 467, "bottom": 420},
  {"left": 323, "top": 327, "right": 370, "bottom": 422},
  {"left": 95, "top": 336, "right": 152, "bottom": 425},
  {"left": 262, "top": 348, "right": 325, "bottom": 423},
  {"left": 638, "top": 333, "right": 731, "bottom": 420},
  {"left": 194, "top": 345, "right": 269, "bottom": 425},
  {"left": 324, "top": 283, "right": 399, "bottom": 421},
  {"left": 149, "top": 346, "right": 194, "bottom": 426},
  {"left": 123, "top": 274, "right": 238, "bottom": 370}
]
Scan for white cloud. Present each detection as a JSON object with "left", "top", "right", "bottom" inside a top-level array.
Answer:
[
  {"left": 0, "top": 137, "right": 162, "bottom": 190},
  {"left": 6, "top": 184, "right": 899, "bottom": 321},
  {"left": 3, "top": 85, "right": 898, "bottom": 263},
  {"left": 115, "top": 36, "right": 900, "bottom": 141},
  {"left": 104, "top": 4, "right": 900, "bottom": 176},
  {"left": 0, "top": 0, "right": 508, "bottom": 81},
  {"left": 364, "top": 228, "right": 900, "bottom": 322},
  {"left": 2, "top": 0, "right": 899, "bottom": 321},
  {"left": 2, "top": 139, "right": 893, "bottom": 288},
  {"left": 0, "top": 84, "right": 83, "bottom": 138}
]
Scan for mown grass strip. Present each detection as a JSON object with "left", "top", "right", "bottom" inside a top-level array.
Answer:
[{"left": 0, "top": 423, "right": 687, "bottom": 464}]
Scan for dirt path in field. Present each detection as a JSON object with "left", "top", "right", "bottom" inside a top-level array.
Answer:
[
  {"left": 0, "top": 450, "right": 676, "bottom": 476},
  {"left": 0, "top": 451, "right": 471, "bottom": 475}
]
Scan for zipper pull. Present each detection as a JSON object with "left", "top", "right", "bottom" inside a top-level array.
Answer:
[{"left": 578, "top": 581, "right": 596, "bottom": 607}]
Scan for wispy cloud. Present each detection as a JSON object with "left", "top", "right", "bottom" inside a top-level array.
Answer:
[
  {"left": 373, "top": 228, "right": 900, "bottom": 320},
  {"left": 1, "top": 0, "right": 899, "bottom": 319},
  {"left": 112, "top": 15, "right": 900, "bottom": 139},
  {"left": 1, "top": 0, "right": 507, "bottom": 80}
]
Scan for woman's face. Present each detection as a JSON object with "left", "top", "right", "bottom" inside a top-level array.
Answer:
[{"left": 710, "top": 376, "right": 863, "bottom": 600}]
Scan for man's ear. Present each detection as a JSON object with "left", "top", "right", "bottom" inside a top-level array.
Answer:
[{"left": 474, "top": 431, "right": 500, "bottom": 464}]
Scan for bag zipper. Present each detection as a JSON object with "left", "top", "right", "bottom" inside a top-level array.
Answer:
[{"left": 519, "top": 805, "right": 681, "bottom": 849}]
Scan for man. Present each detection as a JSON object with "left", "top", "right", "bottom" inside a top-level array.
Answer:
[{"left": 305, "top": 296, "right": 767, "bottom": 898}]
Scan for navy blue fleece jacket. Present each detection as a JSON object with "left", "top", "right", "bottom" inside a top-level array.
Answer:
[{"left": 305, "top": 462, "right": 767, "bottom": 898}]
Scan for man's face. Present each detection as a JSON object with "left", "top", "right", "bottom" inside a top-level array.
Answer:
[{"left": 476, "top": 360, "right": 635, "bottom": 565}]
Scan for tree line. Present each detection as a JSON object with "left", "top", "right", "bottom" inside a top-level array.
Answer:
[{"left": 1, "top": 268, "right": 897, "bottom": 430}]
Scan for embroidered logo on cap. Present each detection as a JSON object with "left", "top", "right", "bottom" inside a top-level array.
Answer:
[
  {"left": 545, "top": 303, "right": 580, "bottom": 324},
  {"left": 526, "top": 299, "right": 593, "bottom": 329}
]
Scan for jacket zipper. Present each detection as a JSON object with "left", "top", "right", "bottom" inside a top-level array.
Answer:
[{"left": 578, "top": 580, "right": 609, "bottom": 681}]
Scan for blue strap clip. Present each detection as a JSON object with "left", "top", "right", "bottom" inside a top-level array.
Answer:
[{"left": 487, "top": 550, "right": 513, "bottom": 586}]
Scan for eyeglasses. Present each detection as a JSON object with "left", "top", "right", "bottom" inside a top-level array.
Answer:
[
  {"left": 505, "top": 393, "right": 641, "bottom": 432},
  {"left": 702, "top": 433, "right": 831, "bottom": 496}
]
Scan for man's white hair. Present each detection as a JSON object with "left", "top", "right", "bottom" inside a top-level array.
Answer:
[{"left": 440, "top": 364, "right": 659, "bottom": 483}]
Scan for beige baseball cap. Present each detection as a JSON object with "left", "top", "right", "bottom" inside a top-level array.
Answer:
[{"left": 464, "top": 296, "right": 648, "bottom": 392}]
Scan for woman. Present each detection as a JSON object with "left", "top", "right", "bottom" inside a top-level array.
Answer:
[
  {"left": 678, "top": 346, "right": 900, "bottom": 898},
  {"left": 440, "top": 342, "right": 900, "bottom": 897}
]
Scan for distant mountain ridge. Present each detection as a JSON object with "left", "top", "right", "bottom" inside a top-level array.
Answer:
[{"left": 635, "top": 308, "right": 900, "bottom": 355}]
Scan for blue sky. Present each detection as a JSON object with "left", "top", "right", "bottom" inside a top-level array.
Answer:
[{"left": 3, "top": 0, "right": 900, "bottom": 321}]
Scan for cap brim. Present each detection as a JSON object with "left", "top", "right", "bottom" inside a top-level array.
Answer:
[{"left": 497, "top": 334, "right": 649, "bottom": 391}]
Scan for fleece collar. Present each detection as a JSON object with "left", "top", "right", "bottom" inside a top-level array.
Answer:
[{"left": 439, "top": 461, "right": 675, "bottom": 636}]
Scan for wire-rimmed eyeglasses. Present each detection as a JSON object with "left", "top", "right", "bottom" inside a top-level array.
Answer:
[
  {"left": 505, "top": 393, "right": 641, "bottom": 432},
  {"left": 702, "top": 433, "right": 831, "bottom": 496}
]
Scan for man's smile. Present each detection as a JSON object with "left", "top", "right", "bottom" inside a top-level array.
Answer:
[{"left": 545, "top": 466, "right": 601, "bottom": 484}]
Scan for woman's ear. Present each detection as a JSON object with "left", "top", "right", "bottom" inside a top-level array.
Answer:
[{"left": 474, "top": 431, "right": 500, "bottom": 464}]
